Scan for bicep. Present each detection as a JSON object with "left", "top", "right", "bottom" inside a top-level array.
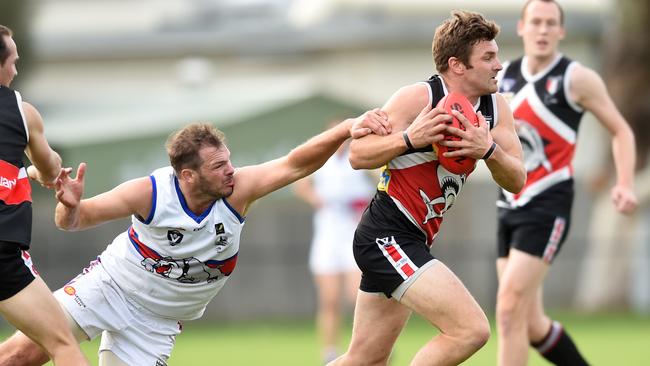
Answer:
[
  {"left": 493, "top": 96, "right": 523, "bottom": 159},
  {"left": 23, "top": 103, "right": 56, "bottom": 167},
  {"left": 348, "top": 84, "right": 429, "bottom": 166},
  {"left": 81, "top": 177, "right": 153, "bottom": 226},
  {"left": 381, "top": 84, "right": 430, "bottom": 132},
  {"left": 574, "top": 71, "right": 628, "bottom": 134},
  {"left": 227, "top": 161, "right": 293, "bottom": 214}
]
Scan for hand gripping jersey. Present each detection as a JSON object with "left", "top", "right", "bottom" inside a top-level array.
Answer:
[
  {"left": 0, "top": 86, "right": 32, "bottom": 248},
  {"left": 497, "top": 55, "right": 584, "bottom": 211},
  {"left": 100, "top": 166, "right": 244, "bottom": 320},
  {"left": 377, "top": 75, "right": 498, "bottom": 245}
]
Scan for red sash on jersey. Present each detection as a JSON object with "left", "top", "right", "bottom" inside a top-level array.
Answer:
[
  {"left": 511, "top": 100, "right": 575, "bottom": 202},
  {"left": 382, "top": 160, "right": 469, "bottom": 246},
  {"left": 0, "top": 160, "right": 31, "bottom": 205}
]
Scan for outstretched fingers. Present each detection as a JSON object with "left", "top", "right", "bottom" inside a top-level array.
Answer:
[{"left": 74, "top": 162, "right": 87, "bottom": 184}]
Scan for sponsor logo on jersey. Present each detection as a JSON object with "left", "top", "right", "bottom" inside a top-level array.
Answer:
[
  {"left": 215, "top": 222, "right": 225, "bottom": 235},
  {"left": 0, "top": 161, "right": 31, "bottom": 204},
  {"left": 0, "top": 176, "right": 16, "bottom": 189}
]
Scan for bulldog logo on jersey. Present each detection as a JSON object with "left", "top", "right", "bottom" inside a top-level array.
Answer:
[
  {"left": 420, "top": 165, "right": 466, "bottom": 224},
  {"left": 167, "top": 229, "right": 184, "bottom": 246}
]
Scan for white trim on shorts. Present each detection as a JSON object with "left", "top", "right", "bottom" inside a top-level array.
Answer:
[{"left": 361, "top": 259, "right": 438, "bottom": 301}]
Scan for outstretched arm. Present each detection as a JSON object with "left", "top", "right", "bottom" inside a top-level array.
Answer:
[
  {"left": 23, "top": 102, "right": 62, "bottom": 188},
  {"left": 55, "top": 163, "right": 153, "bottom": 231},
  {"left": 227, "top": 110, "right": 389, "bottom": 215},
  {"left": 570, "top": 65, "right": 638, "bottom": 214}
]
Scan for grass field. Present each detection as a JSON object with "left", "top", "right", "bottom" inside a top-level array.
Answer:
[{"left": 2, "top": 312, "right": 647, "bottom": 365}]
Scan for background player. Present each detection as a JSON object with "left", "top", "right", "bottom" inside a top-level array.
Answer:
[
  {"left": 495, "top": 1, "right": 638, "bottom": 365},
  {"left": 294, "top": 120, "right": 376, "bottom": 364}
]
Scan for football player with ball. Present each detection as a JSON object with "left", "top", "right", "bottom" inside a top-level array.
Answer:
[{"left": 329, "top": 10, "right": 526, "bottom": 366}]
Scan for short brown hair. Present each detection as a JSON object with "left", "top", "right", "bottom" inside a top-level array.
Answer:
[
  {"left": 166, "top": 123, "right": 226, "bottom": 174},
  {"left": 432, "top": 10, "right": 500, "bottom": 73},
  {"left": 0, "top": 25, "right": 14, "bottom": 65},
  {"left": 521, "top": 0, "right": 564, "bottom": 25}
]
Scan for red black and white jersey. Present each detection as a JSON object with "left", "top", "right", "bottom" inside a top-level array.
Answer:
[
  {"left": 0, "top": 86, "right": 32, "bottom": 249},
  {"left": 377, "top": 75, "right": 498, "bottom": 245},
  {"left": 497, "top": 55, "right": 584, "bottom": 212}
]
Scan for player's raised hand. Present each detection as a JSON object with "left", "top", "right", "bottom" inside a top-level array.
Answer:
[{"left": 55, "top": 162, "right": 86, "bottom": 208}]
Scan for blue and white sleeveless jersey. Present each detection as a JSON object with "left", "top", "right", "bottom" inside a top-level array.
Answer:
[{"left": 100, "top": 166, "right": 244, "bottom": 320}]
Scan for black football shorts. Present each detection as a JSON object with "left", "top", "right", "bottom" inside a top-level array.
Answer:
[
  {"left": 353, "top": 191, "right": 436, "bottom": 298},
  {"left": 497, "top": 207, "right": 571, "bottom": 264},
  {"left": 0, "top": 241, "right": 37, "bottom": 301}
]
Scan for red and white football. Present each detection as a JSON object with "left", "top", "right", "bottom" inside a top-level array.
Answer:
[{"left": 434, "top": 91, "right": 479, "bottom": 175}]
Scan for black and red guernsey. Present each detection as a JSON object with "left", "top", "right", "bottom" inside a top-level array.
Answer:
[
  {"left": 497, "top": 55, "right": 585, "bottom": 213},
  {"left": 0, "top": 85, "right": 32, "bottom": 249},
  {"left": 377, "top": 75, "right": 498, "bottom": 246}
]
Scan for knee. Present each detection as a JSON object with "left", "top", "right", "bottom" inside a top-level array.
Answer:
[
  {"left": 460, "top": 316, "right": 491, "bottom": 352},
  {"left": 346, "top": 341, "right": 392, "bottom": 366},
  {"left": 0, "top": 333, "right": 48, "bottom": 366},
  {"left": 496, "top": 288, "right": 526, "bottom": 329}
]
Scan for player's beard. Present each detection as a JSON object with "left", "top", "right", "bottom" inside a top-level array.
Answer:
[{"left": 197, "top": 173, "right": 233, "bottom": 200}]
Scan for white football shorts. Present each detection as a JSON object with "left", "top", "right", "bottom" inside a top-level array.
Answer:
[
  {"left": 309, "top": 210, "right": 360, "bottom": 274},
  {"left": 54, "top": 260, "right": 182, "bottom": 366}
]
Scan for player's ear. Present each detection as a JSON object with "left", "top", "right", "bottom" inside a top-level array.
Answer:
[
  {"left": 448, "top": 57, "right": 464, "bottom": 75},
  {"left": 558, "top": 24, "right": 566, "bottom": 41},
  {"left": 516, "top": 19, "right": 524, "bottom": 37},
  {"left": 179, "top": 168, "right": 196, "bottom": 183}
]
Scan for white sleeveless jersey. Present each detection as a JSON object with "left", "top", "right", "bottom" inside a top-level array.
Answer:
[{"left": 100, "top": 166, "right": 244, "bottom": 320}]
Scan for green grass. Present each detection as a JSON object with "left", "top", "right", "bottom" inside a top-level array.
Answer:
[{"left": 3, "top": 312, "right": 648, "bottom": 365}]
